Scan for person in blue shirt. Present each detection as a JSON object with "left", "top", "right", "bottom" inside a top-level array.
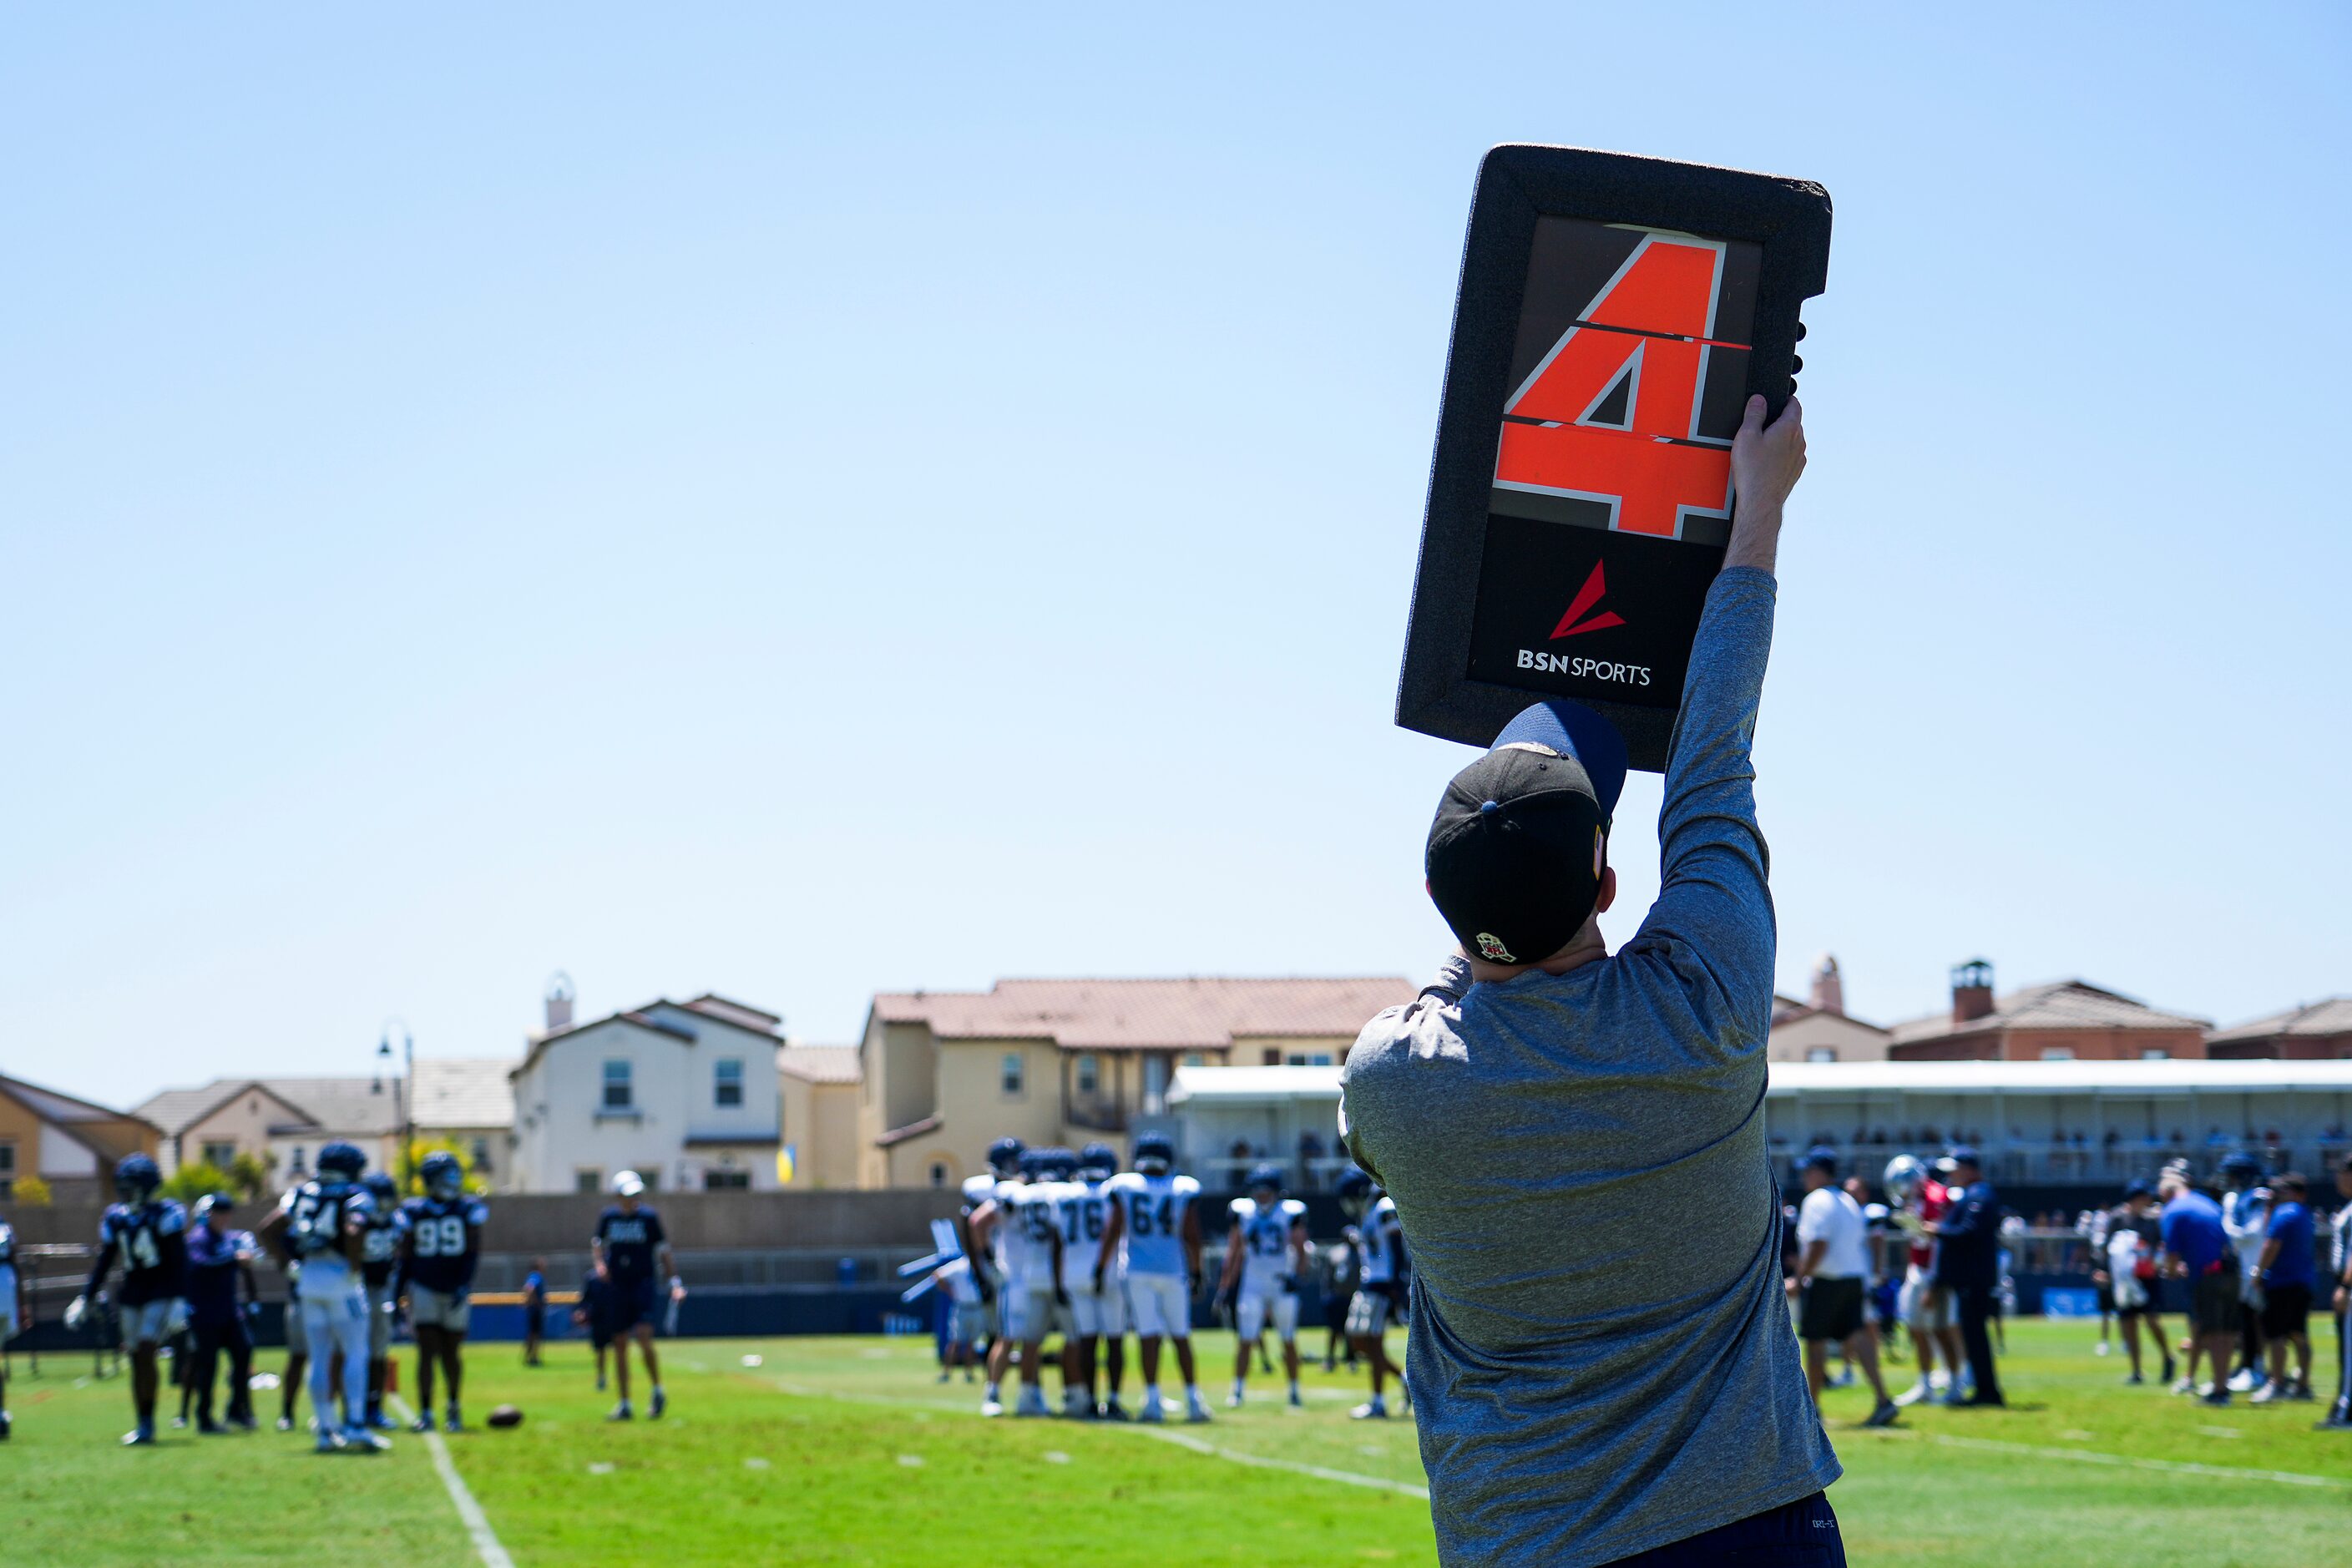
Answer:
[
  {"left": 183, "top": 1195, "right": 260, "bottom": 1433},
  {"left": 66, "top": 1154, "right": 190, "bottom": 1445},
  {"left": 591, "top": 1171, "right": 681, "bottom": 1420},
  {"left": 2252, "top": 1173, "right": 2316, "bottom": 1403},
  {"left": 1927, "top": 1148, "right": 2004, "bottom": 1407},
  {"left": 521, "top": 1258, "right": 548, "bottom": 1368},
  {"left": 2158, "top": 1171, "right": 2239, "bottom": 1405}
]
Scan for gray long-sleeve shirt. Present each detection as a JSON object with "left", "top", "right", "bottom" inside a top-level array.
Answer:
[{"left": 1339, "top": 567, "right": 1836, "bottom": 1566}]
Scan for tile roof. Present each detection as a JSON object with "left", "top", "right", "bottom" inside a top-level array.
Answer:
[
  {"left": 2208, "top": 997, "right": 2352, "bottom": 1043},
  {"left": 776, "top": 1045, "right": 860, "bottom": 1084},
  {"left": 134, "top": 1077, "right": 405, "bottom": 1138},
  {"left": 411, "top": 1059, "right": 517, "bottom": 1130},
  {"left": 681, "top": 994, "right": 782, "bottom": 1032},
  {"left": 870, "top": 975, "right": 1418, "bottom": 1052},
  {"left": 4, "top": 1073, "right": 155, "bottom": 1129},
  {"left": 1888, "top": 980, "right": 2209, "bottom": 1045}
]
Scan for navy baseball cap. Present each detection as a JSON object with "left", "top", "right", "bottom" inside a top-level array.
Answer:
[
  {"left": 1802, "top": 1146, "right": 1839, "bottom": 1174},
  {"left": 1425, "top": 701, "right": 1629, "bottom": 968},
  {"left": 2123, "top": 1178, "right": 2153, "bottom": 1198},
  {"left": 1947, "top": 1146, "right": 1981, "bottom": 1168}
]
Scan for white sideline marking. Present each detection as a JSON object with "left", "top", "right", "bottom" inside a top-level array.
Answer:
[
  {"left": 389, "top": 1397, "right": 518, "bottom": 1568},
  {"left": 1925, "top": 1432, "right": 2350, "bottom": 1490},
  {"left": 774, "top": 1381, "right": 1426, "bottom": 1500}
]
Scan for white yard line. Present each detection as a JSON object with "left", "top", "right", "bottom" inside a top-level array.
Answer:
[
  {"left": 389, "top": 1396, "right": 518, "bottom": 1568},
  {"left": 773, "top": 1381, "right": 1427, "bottom": 1500},
  {"left": 1923, "top": 1431, "right": 2350, "bottom": 1490}
]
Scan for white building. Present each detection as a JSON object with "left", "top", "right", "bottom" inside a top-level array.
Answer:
[
  {"left": 1168, "top": 1058, "right": 2352, "bottom": 1192},
  {"left": 507, "top": 990, "right": 787, "bottom": 1194}
]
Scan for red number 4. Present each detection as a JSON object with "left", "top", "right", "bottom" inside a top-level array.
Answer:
[{"left": 1495, "top": 235, "right": 1740, "bottom": 539}]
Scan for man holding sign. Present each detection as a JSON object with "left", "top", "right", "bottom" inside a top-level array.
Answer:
[{"left": 1342, "top": 396, "right": 1842, "bottom": 1565}]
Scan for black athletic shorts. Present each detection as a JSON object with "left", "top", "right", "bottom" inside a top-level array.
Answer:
[
  {"left": 1602, "top": 1491, "right": 1844, "bottom": 1566},
  {"left": 1800, "top": 1277, "right": 1867, "bottom": 1343},
  {"left": 2261, "top": 1282, "right": 2311, "bottom": 1338},
  {"left": 2191, "top": 1273, "right": 2244, "bottom": 1336}
]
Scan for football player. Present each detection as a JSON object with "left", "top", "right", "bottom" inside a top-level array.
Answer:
[
  {"left": 1216, "top": 1163, "right": 1308, "bottom": 1408},
  {"left": 259, "top": 1142, "right": 386, "bottom": 1452},
  {"left": 988, "top": 1149, "right": 1067, "bottom": 1417},
  {"left": 0, "top": 1211, "right": 21, "bottom": 1439},
  {"left": 1058, "top": 1141, "right": 1130, "bottom": 1419},
  {"left": 592, "top": 1171, "right": 682, "bottom": 1420},
  {"left": 398, "top": 1151, "right": 488, "bottom": 1433},
  {"left": 359, "top": 1171, "right": 407, "bottom": 1429},
  {"left": 275, "top": 1258, "right": 309, "bottom": 1432},
  {"left": 1338, "top": 1170, "right": 1408, "bottom": 1419},
  {"left": 961, "top": 1137, "right": 1023, "bottom": 1413},
  {"left": 66, "top": 1153, "right": 190, "bottom": 1446},
  {"left": 1886, "top": 1154, "right": 1968, "bottom": 1405},
  {"left": 574, "top": 1263, "right": 616, "bottom": 1391},
  {"left": 1098, "top": 1133, "right": 1211, "bottom": 1423},
  {"left": 183, "top": 1194, "right": 260, "bottom": 1433}
]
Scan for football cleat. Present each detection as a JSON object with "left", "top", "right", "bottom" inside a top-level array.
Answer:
[
  {"left": 1863, "top": 1400, "right": 1899, "bottom": 1428},
  {"left": 1100, "top": 1398, "right": 1130, "bottom": 1421},
  {"left": 0, "top": 1411, "right": 11, "bottom": 1440},
  {"left": 980, "top": 1397, "right": 1004, "bottom": 1418},
  {"left": 1287, "top": 1387, "right": 1303, "bottom": 1409},
  {"left": 122, "top": 1423, "right": 157, "bottom": 1446},
  {"left": 447, "top": 1405, "right": 465, "bottom": 1432},
  {"left": 346, "top": 1427, "right": 391, "bottom": 1453},
  {"left": 608, "top": 1401, "right": 634, "bottom": 1421},
  {"left": 1350, "top": 1399, "right": 1388, "bottom": 1420},
  {"left": 1137, "top": 1395, "right": 1165, "bottom": 1424},
  {"left": 649, "top": 1388, "right": 666, "bottom": 1420},
  {"left": 412, "top": 1414, "right": 437, "bottom": 1434},
  {"left": 316, "top": 1430, "right": 341, "bottom": 1455},
  {"left": 1185, "top": 1393, "right": 1213, "bottom": 1424}
]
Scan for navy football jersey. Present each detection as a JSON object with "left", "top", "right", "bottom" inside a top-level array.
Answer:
[
  {"left": 286, "top": 1181, "right": 372, "bottom": 1272},
  {"left": 402, "top": 1194, "right": 488, "bottom": 1293},
  {"left": 595, "top": 1205, "right": 665, "bottom": 1282},
  {"left": 361, "top": 1202, "right": 407, "bottom": 1287},
  {"left": 98, "top": 1199, "right": 190, "bottom": 1306}
]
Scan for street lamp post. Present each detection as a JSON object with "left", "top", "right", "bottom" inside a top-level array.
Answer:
[{"left": 379, "top": 1017, "right": 413, "bottom": 1191}]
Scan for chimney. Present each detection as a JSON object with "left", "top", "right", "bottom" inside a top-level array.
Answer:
[
  {"left": 1950, "top": 959, "right": 1995, "bottom": 1024},
  {"left": 545, "top": 971, "right": 576, "bottom": 1033},
  {"left": 1808, "top": 953, "right": 1844, "bottom": 1015}
]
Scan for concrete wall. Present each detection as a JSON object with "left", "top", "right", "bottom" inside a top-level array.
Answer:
[{"left": 0, "top": 1188, "right": 957, "bottom": 1257}]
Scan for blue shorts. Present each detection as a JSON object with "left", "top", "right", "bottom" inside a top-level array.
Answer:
[
  {"left": 1602, "top": 1493, "right": 1843, "bottom": 1566},
  {"left": 606, "top": 1276, "right": 657, "bottom": 1333}
]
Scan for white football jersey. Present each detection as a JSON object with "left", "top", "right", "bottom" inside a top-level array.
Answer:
[
  {"left": 1105, "top": 1171, "right": 1200, "bottom": 1277},
  {"left": 961, "top": 1173, "right": 996, "bottom": 1210},
  {"left": 1231, "top": 1196, "right": 1307, "bottom": 1291},
  {"left": 1358, "top": 1196, "right": 1403, "bottom": 1285},
  {"left": 1054, "top": 1179, "right": 1115, "bottom": 1282},
  {"left": 1003, "top": 1179, "right": 1067, "bottom": 1287}
]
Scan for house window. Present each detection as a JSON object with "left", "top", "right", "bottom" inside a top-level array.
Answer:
[
  {"left": 575, "top": 1168, "right": 604, "bottom": 1194},
  {"left": 290, "top": 1146, "right": 307, "bottom": 1174},
  {"left": 1262, "top": 1048, "right": 1281, "bottom": 1065},
  {"left": 1285, "top": 1051, "right": 1334, "bottom": 1067},
  {"left": 715, "top": 1058, "right": 745, "bottom": 1109},
  {"left": 200, "top": 1141, "right": 237, "bottom": 1169},
  {"left": 2141, "top": 1047, "right": 2169, "bottom": 1060},
  {"left": 0, "top": 1140, "right": 13, "bottom": 1201},
  {"left": 470, "top": 1137, "right": 492, "bottom": 1172},
  {"left": 1076, "top": 1055, "right": 1099, "bottom": 1095},
  {"left": 1182, "top": 1053, "right": 1206, "bottom": 1068},
  {"left": 1806, "top": 1047, "right": 1838, "bottom": 1064},
  {"left": 929, "top": 1161, "right": 949, "bottom": 1188},
  {"left": 2041, "top": 1046, "right": 2076, "bottom": 1061},
  {"left": 603, "top": 1060, "right": 634, "bottom": 1111},
  {"left": 1001, "top": 1054, "right": 1024, "bottom": 1096},
  {"left": 705, "top": 1168, "right": 751, "bottom": 1191}
]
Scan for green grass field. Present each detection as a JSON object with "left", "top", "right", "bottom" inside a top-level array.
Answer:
[{"left": 3, "top": 1322, "right": 2347, "bottom": 1565}]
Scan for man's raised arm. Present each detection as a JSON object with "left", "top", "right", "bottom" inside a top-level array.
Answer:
[{"left": 1626, "top": 394, "right": 1806, "bottom": 1029}]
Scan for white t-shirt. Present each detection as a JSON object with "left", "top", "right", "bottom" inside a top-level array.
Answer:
[{"left": 1796, "top": 1186, "right": 1871, "bottom": 1281}]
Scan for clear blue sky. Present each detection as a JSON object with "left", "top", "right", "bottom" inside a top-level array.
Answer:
[{"left": 3, "top": 7, "right": 2346, "bottom": 1106}]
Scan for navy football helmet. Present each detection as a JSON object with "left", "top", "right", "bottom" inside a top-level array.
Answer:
[
  {"left": 1336, "top": 1167, "right": 1376, "bottom": 1219},
  {"left": 1247, "top": 1162, "right": 1284, "bottom": 1196},
  {"left": 1077, "top": 1142, "right": 1118, "bottom": 1181},
  {"left": 421, "top": 1150, "right": 466, "bottom": 1201},
  {"left": 1043, "top": 1148, "right": 1079, "bottom": 1181},
  {"left": 1017, "top": 1148, "right": 1050, "bottom": 1180},
  {"left": 193, "top": 1192, "right": 234, "bottom": 1226},
  {"left": 987, "top": 1136, "right": 1026, "bottom": 1178},
  {"left": 363, "top": 1171, "right": 399, "bottom": 1204},
  {"left": 1132, "top": 1133, "right": 1175, "bottom": 1176},
  {"left": 114, "top": 1152, "right": 161, "bottom": 1203},
  {"left": 2220, "top": 1151, "right": 2262, "bottom": 1184},
  {"left": 316, "top": 1141, "right": 367, "bottom": 1181}
]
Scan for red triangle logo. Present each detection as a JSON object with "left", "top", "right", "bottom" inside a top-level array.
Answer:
[{"left": 1549, "top": 560, "right": 1626, "bottom": 640}]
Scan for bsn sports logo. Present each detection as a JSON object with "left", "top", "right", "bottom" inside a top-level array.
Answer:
[{"left": 1515, "top": 559, "right": 1651, "bottom": 686}]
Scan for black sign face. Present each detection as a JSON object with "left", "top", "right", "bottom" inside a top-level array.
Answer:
[{"left": 1394, "top": 146, "right": 1830, "bottom": 770}]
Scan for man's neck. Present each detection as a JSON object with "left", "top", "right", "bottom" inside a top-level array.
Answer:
[{"left": 1463, "top": 920, "right": 1608, "bottom": 986}]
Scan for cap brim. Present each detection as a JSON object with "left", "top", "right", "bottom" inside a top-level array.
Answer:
[{"left": 1492, "top": 701, "right": 1628, "bottom": 817}]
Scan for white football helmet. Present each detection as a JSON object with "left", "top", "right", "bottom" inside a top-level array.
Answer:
[{"left": 1883, "top": 1154, "right": 1928, "bottom": 1203}]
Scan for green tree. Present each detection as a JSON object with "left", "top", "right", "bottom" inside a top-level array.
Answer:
[
  {"left": 9, "top": 1174, "right": 52, "bottom": 1206},
  {"left": 160, "top": 1160, "right": 235, "bottom": 1205},
  {"left": 397, "top": 1135, "right": 490, "bottom": 1196}
]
